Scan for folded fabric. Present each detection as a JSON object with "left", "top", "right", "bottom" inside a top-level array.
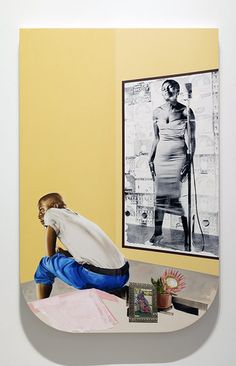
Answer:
[{"left": 28, "top": 289, "right": 118, "bottom": 332}]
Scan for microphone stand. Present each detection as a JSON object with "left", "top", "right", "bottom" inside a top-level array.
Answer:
[{"left": 185, "top": 84, "right": 192, "bottom": 252}]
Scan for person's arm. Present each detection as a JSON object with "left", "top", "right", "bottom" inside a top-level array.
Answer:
[
  {"left": 45, "top": 226, "right": 73, "bottom": 257},
  {"left": 181, "top": 108, "right": 196, "bottom": 181},
  {"left": 45, "top": 225, "right": 57, "bottom": 256},
  {"left": 148, "top": 116, "right": 160, "bottom": 181}
]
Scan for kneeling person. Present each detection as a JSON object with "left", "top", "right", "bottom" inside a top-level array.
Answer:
[{"left": 35, "top": 193, "right": 129, "bottom": 299}]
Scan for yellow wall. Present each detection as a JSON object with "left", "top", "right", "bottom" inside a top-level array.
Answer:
[
  {"left": 114, "top": 29, "right": 219, "bottom": 276},
  {"left": 20, "top": 29, "right": 219, "bottom": 283}
]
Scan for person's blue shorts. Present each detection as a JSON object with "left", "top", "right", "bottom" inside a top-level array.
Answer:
[{"left": 34, "top": 254, "right": 129, "bottom": 291}]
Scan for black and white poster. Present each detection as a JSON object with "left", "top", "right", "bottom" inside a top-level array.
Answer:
[{"left": 123, "top": 70, "right": 219, "bottom": 258}]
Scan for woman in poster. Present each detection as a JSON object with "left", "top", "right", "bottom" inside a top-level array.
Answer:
[{"left": 148, "top": 79, "right": 196, "bottom": 249}]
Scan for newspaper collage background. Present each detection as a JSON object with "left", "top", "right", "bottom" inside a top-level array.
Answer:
[{"left": 124, "top": 71, "right": 219, "bottom": 257}]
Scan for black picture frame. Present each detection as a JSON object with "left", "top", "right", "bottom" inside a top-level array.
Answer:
[{"left": 122, "top": 70, "right": 219, "bottom": 259}]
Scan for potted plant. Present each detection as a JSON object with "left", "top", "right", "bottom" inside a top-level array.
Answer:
[{"left": 151, "top": 269, "right": 185, "bottom": 309}]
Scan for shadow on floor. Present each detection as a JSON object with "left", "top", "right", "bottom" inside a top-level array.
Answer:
[
  {"left": 20, "top": 289, "right": 219, "bottom": 365},
  {"left": 20, "top": 260, "right": 220, "bottom": 365}
]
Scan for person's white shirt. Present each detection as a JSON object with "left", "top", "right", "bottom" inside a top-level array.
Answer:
[{"left": 44, "top": 208, "right": 126, "bottom": 269}]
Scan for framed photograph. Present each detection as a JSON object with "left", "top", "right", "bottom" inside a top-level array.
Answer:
[
  {"left": 129, "top": 282, "right": 158, "bottom": 323},
  {"left": 123, "top": 70, "right": 219, "bottom": 259}
]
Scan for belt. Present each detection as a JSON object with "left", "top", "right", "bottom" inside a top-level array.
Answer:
[{"left": 82, "top": 261, "right": 129, "bottom": 276}]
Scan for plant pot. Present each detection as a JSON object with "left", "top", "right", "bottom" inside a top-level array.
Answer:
[{"left": 157, "top": 293, "right": 172, "bottom": 309}]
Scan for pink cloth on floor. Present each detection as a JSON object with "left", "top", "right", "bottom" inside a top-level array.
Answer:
[{"left": 28, "top": 289, "right": 118, "bottom": 332}]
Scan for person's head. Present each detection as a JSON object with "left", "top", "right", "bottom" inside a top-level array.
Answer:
[
  {"left": 38, "top": 193, "right": 66, "bottom": 225},
  {"left": 161, "top": 79, "right": 180, "bottom": 103}
]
